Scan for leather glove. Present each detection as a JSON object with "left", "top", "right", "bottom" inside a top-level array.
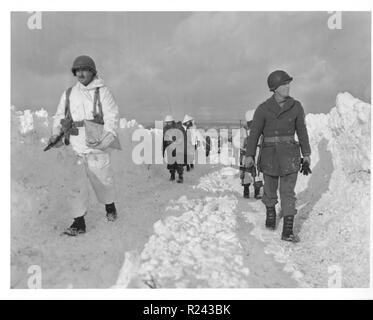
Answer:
[
  {"left": 300, "top": 157, "right": 312, "bottom": 176},
  {"left": 244, "top": 156, "right": 255, "bottom": 168},
  {"left": 48, "top": 134, "right": 64, "bottom": 148},
  {"left": 86, "top": 132, "right": 116, "bottom": 151},
  {"left": 303, "top": 156, "right": 311, "bottom": 167}
]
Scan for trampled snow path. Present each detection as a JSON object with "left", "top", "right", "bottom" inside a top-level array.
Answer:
[
  {"left": 196, "top": 168, "right": 309, "bottom": 287},
  {"left": 115, "top": 166, "right": 300, "bottom": 288},
  {"left": 195, "top": 167, "right": 309, "bottom": 286}
]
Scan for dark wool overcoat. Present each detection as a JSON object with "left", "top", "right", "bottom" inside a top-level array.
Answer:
[{"left": 246, "top": 95, "right": 311, "bottom": 176}]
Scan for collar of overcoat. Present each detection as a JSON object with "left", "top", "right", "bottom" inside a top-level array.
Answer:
[{"left": 266, "top": 94, "right": 296, "bottom": 119}]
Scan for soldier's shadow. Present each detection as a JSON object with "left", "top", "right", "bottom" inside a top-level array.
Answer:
[{"left": 294, "top": 138, "right": 334, "bottom": 234}]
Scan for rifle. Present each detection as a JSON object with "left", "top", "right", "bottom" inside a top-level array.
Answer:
[
  {"left": 43, "top": 118, "right": 79, "bottom": 152},
  {"left": 231, "top": 164, "right": 257, "bottom": 176},
  {"left": 43, "top": 131, "right": 64, "bottom": 151}
]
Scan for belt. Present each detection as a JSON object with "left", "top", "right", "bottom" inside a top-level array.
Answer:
[
  {"left": 73, "top": 120, "right": 85, "bottom": 127},
  {"left": 263, "top": 136, "right": 295, "bottom": 143}
]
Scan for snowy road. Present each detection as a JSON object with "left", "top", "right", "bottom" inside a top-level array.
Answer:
[
  {"left": 11, "top": 92, "right": 370, "bottom": 288},
  {"left": 115, "top": 166, "right": 300, "bottom": 288}
]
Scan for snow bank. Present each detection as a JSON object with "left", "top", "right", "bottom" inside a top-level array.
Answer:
[
  {"left": 194, "top": 167, "right": 242, "bottom": 194},
  {"left": 296, "top": 92, "right": 370, "bottom": 193},
  {"left": 120, "top": 118, "right": 140, "bottom": 129},
  {"left": 133, "top": 195, "right": 251, "bottom": 288},
  {"left": 291, "top": 92, "right": 371, "bottom": 287}
]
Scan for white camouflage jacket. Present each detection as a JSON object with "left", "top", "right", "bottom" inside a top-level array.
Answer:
[{"left": 53, "top": 77, "right": 120, "bottom": 154}]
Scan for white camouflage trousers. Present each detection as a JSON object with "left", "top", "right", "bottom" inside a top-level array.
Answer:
[{"left": 68, "top": 152, "right": 116, "bottom": 218}]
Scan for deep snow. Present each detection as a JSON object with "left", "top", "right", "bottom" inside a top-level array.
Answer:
[{"left": 11, "top": 92, "right": 370, "bottom": 288}]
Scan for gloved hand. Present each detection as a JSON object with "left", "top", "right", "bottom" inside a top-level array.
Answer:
[
  {"left": 86, "top": 131, "right": 116, "bottom": 151},
  {"left": 303, "top": 156, "right": 311, "bottom": 167},
  {"left": 48, "top": 134, "right": 64, "bottom": 148},
  {"left": 244, "top": 156, "right": 255, "bottom": 168},
  {"left": 60, "top": 118, "right": 73, "bottom": 132},
  {"left": 300, "top": 157, "right": 312, "bottom": 176}
]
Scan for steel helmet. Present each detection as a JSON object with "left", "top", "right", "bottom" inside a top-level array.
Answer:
[
  {"left": 267, "top": 70, "right": 293, "bottom": 91},
  {"left": 164, "top": 115, "right": 174, "bottom": 122},
  {"left": 182, "top": 114, "right": 194, "bottom": 124},
  {"left": 71, "top": 55, "right": 97, "bottom": 76}
]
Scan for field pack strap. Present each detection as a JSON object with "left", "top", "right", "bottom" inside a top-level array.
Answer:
[
  {"left": 93, "top": 87, "right": 104, "bottom": 122},
  {"left": 65, "top": 86, "right": 104, "bottom": 125},
  {"left": 64, "top": 87, "right": 73, "bottom": 120},
  {"left": 62, "top": 87, "right": 74, "bottom": 145}
]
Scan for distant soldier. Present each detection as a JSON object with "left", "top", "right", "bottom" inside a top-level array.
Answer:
[
  {"left": 217, "top": 132, "right": 221, "bottom": 154},
  {"left": 182, "top": 115, "right": 199, "bottom": 171},
  {"left": 162, "top": 115, "right": 175, "bottom": 158},
  {"left": 205, "top": 135, "right": 211, "bottom": 157},
  {"left": 48, "top": 55, "right": 121, "bottom": 236},
  {"left": 245, "top": 70, "right": 311, "bottom": 243},
  {"left": 238, "top": 122, "right": 253, "bottom": 198},
  {"left": 163, "top": 115, "right": 185, "bottom": 183},
  {"left": 237, "top": 110, "right": 263, "bottom": 199}
]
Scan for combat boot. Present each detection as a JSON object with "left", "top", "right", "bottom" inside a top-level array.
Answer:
[
  {"left": 169, "top": 171, "right": 175, "bottom": 181},
  {"left": 281, "top": 215, "right": 300, "bottom": 243},
  {"left": 254, "top": 186, "right": 261, "bottom": 199},
  {"left": 63, "top": 215, "right": 86, "bottom": 236},
  {"left": 265, "top": 206, "right": 276, "bottom": 230},
  {"left": 177, "top": 174, "right": 184, "bottom": 183},
  {"left": 106, "top": 203, "right": 118, "bottom": 222},
  {"left": 243, "top": 185, "right": 250, "bottom": 198}
]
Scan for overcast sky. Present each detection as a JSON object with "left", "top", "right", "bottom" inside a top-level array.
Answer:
[{"left": 11, "top": 11, "right": 371, "bottom": 123}]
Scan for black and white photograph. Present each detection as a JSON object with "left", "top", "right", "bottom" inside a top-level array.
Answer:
[{"left": 8, "top": 6, "right": 371, "bottom": 295}]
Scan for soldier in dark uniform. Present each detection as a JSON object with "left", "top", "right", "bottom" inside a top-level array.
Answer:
[
  {"left": 182, "top": 115, "right": 197, "bottom": 171},
  {"left": 163, "top": 115, "right": 175, "bottom": 157},
  {"left": 245, "top": 70, "right": 311, "bottom": 243},
  {"left": 205, "top": 135, "right": 211, "bottom": 157},
  {"left": 163, "top": 115, "right": 185, "bottom": 183}
]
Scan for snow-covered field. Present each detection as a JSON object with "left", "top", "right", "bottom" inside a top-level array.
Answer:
[{"left": 11, "top": 92, "right": 370, "bottom": 288}]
